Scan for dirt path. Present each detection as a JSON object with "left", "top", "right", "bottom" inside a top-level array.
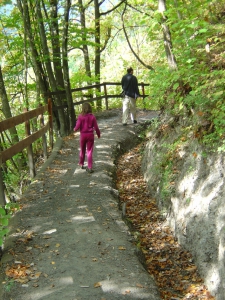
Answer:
[{"left": 0, "top": 109, "right": 160, "bottom": 300}]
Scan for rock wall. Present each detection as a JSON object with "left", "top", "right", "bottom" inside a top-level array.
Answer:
[{"left": 142, "top": 116, "right": 225, "bottom": 300}]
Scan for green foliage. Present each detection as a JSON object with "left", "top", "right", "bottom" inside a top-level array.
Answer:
[
  {"left": 0, "top": 203, "right": 19, "bottom": 246},
  {"left": 149, "top": 142, "right": 175, "bottom": 205},
  {"left": 142, "top": 95, "right": 160, "bottom": 110},
  {"left": 3, "top": 279, "right": 14, "bottom": 292},
  {"left": 159, "top": 160, "right": 174, "bottom": 203},
  {"left": 146, "top": 0, "right": 225, "bottom": 151},
  {"left": 149, "top": 134, "right": 188, "bottom": 205},
  {"left": 185, "top": 197, "right": 191, "bottom": 205}
]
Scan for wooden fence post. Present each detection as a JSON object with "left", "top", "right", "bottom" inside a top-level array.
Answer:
[
  {"left": 103, "top": 83, "right": 109, "bottom": 110},
  {"left": 48, "top": 98, "right": 53, "bottom": 149},
  {"left": 39, "top": 104, "right": 48, "bottom": 161},
  {"left": 141, "top": 82, "right": 146, "bottom": 109},
  {"left": 0, "top": 154, "right": 6, "bottom": 206},
  {"left": 24, "top": 108, "right": 36, "bottom": 178}
]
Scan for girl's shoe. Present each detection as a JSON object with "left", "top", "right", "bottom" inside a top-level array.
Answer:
[
  {"left": 78, "top": 163, "right": 85, "bottom": 169},
  {"left": 86, "top": 168, "right": 94, "bottom": 173}
]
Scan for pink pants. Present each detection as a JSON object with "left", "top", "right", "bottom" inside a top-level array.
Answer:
[{"left": 79, "top": 133, "right": 94, "bottom": 169}]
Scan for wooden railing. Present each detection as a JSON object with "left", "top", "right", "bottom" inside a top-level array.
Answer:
[
  {"left": 0, "top": 100, "right": 53, "bottom": 205},
  {"left": 46, "top": 82, "right": 149, "bottom": 110},
  {"left": 0, "top": 82, "right": 149, "bottom": 205}
]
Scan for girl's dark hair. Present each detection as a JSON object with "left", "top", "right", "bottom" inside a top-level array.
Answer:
[
  {"left": 127, "top": 67, "right": 133, "bottom": 73},
  {"left": 81, "top": 102, "right": 92, "bottom": 115}
]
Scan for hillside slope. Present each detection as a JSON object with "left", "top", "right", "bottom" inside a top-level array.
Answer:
[{"left": 142, "top": 113, "right": 225, "bottom": 300}]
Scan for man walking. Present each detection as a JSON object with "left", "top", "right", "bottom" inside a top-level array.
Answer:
[{"left": 121, "top": 67, "right": 140, "bottom": 125}]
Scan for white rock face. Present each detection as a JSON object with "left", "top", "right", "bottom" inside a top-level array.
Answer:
[{"left": 142, "top": 119, "right": 225, "bottom": 300}]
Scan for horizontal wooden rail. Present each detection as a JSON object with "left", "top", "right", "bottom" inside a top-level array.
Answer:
[
  {"left": 0, "top": 101, "right": 52, "bottom": 206},
  {"left": 52, "top": 94, "right": 149, "bottom": 111},
  {"left": 1, "top": 123, "right": 49, "bottom": 163},
  {"left": 45, "top": 82, "right": 150, "bottom": 112},
  {"left": 0, "top": 105, "right": 48, "bottom": 133},
  {"left": 44, "top": 82, "right": 149, "bottom": 96}
]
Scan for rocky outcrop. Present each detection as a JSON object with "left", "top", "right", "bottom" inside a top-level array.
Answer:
[{"left": 142, "top": 114, "right": 225, "bottom": 300}]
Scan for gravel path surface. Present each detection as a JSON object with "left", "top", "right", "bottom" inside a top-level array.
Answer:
[{"left": 0, "top": 109, "right": 159, "bottom": 300}]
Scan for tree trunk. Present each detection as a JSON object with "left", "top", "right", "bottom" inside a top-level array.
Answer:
[
  {"left": 48, "top": 0, "right": 65, "bottom": 89},
  {"left": 0, "top": 65, "right": 19, "bottom": 144},
  {"left": 17, "top": 0, "right": 68, "bottom": 136},
  {"left": 46, "top": 0, "right": 69, "bottom": 135},
  {"left": 78, "top": 0, "right": 92, "bottom": 81},
  {"left": 36, "top": 0, "right": 58, "bottom": 93},
  {"left": 17, "top": 0, "right": 49, "bottom": 96},
  {"left": 62, "top": 0, "right": 76, "bottom": 131},
  {"left": 38, "top": 0, "right": 68, "bottom": 135},
  {"left": 0, "top": 65, "right": 24, "bottom": 171},
  {"left": 94, "top": 0, "right": 101, "bottom": 110},
  {"left": 158, "top": 0, "right": 178, "bottom": 71}
]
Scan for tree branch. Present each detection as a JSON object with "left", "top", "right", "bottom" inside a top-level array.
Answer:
[
  {"left": 100, "top": 0, "right": 126, "bottom": 16},
  {"left": 100, "top": 27, "right": 111, "bottom": 53},
  {"left": 121, "top": 3, "right": 154, "bottom": 70}
]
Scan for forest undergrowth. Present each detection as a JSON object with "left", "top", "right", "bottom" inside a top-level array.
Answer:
[{"left": 116, "top": 142, "right": 215, "bottom": 300}]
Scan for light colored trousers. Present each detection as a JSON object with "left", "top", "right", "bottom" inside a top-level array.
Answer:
[{"left": 122, "top": 95, "right": 137, "bottom": 124}]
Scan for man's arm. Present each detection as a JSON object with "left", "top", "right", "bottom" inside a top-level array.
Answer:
[
  {"left": 134, "top": 76, "right": 140, "bottom": 96},
  {"left": 121, "top": 75, "right": 125, "bottom": 89}
]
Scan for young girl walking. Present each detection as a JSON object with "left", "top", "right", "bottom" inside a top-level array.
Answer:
[{"left": 74, "top": 102, "right": 100, "bottom": 173}]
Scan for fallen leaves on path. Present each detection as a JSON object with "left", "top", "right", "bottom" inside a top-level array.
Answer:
[
  {"left": 5, "top": 263, "right": 41, "bottom": 283},
  {"left": 94, "top": 281, "right": 102, "bottom": 288},
  {"left": 116, "top": 143, "right": 215, "bottom": 300}
]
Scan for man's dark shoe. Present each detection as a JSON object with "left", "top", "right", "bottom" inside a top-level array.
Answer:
[
  {"left": 123, "top": 123, "right": 127, "bottom": 126},
  {"left": 133, "top": 120, "right": 137, "bottom": 124}
]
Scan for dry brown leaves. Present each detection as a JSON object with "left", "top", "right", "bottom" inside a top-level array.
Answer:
[
  {"left": 5, "top": 263, "right": 41, "bottom": 284},
  {"left": 116, "top": 143, "right": 215, "bottom": 300}
]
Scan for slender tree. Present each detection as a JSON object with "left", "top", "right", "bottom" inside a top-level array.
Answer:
[
  {"left": 17, "top": 0, "right": 76, "bottom": 136},
  {"left": 0, "top": 64, "right": 25, "bottom": 174},
  {"left": 77, "top": 0, "right": 92, "bottom": 81},
  {"left": 0, "top": 65, "right": 20, "bottom": 146},
  {"left": 158, "top": 0, "right": 178, "bottom": 70},
  {"left": 62, "top": 0, "right": 76, "bottom": 130},
  {"left": 92, "top": 0, "right": 125, "bottom": 108}
]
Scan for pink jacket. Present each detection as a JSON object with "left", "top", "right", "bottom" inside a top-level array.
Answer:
[{"left": 74, "top": 113, "right": 100, "bottom": 137}]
